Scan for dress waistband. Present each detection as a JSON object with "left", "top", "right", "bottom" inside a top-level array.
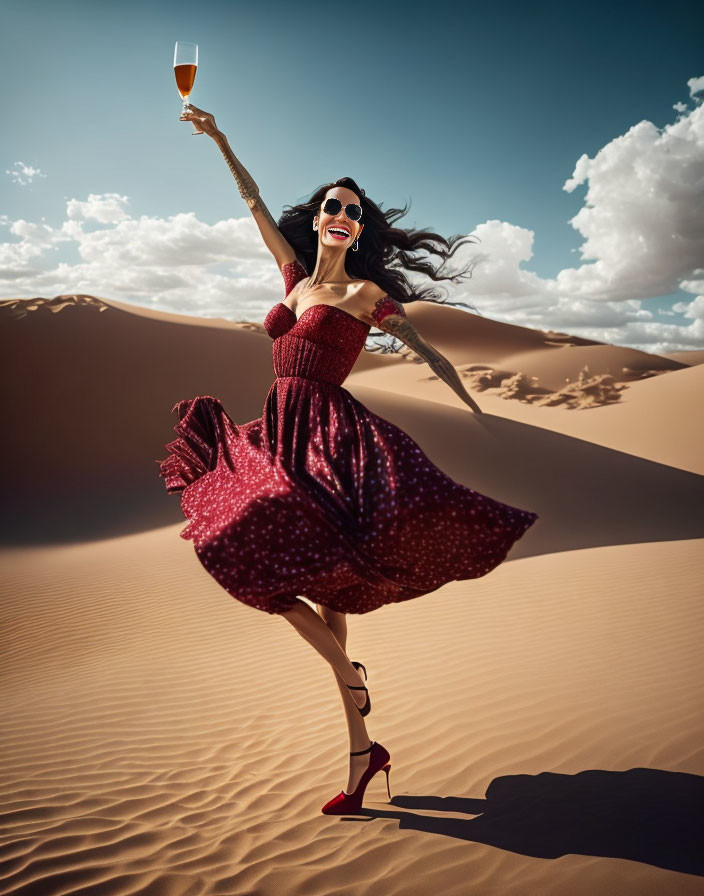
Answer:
[{"left": 276, "top": 374, "right": 337, "bottom": 386}]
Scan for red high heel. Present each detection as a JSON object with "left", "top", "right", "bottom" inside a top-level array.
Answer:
[{"left": 321, "top": 740, "right": 392, "bottom": 815}]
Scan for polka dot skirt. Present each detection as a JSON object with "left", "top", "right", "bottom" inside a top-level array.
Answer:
[{"left": 156, "top": 260, "right": 539, "bottom": 615}]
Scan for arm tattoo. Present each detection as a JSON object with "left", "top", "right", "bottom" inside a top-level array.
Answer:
[
  {"left": 371, "top": 297, "right": 433, "bottom": 360},
  {"left": 255, "top": 200, "right": 283, "bottom": 234},
  {"left": 212, "top": 131, "right": 263, "bottom": 212},
  {"left": 378, "top": 312, "right": 441, "bottom": 366},
  {"left": 373, "top": 296, "right": 482, "bottom": 411}
]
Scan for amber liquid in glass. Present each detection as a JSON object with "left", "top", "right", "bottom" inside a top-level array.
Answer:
[{"left": 174, "top": 63, "right": 197, "bottom": 98}]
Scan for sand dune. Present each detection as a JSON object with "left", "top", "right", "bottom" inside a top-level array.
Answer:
[
  {"left": 662, "top": 349, "right": 704, "bottom": 366},
  {"left": 359, "top": 352, "right": 704, "bottom": 476},
  {"left": 1, "top": 293, "right": 702, "bottom": 895}
]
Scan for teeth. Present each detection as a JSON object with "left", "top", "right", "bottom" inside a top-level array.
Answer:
[{"left": 329, "top": 228, "right": 349, "bottom": 237}]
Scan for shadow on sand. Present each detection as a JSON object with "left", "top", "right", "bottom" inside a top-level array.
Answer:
[{"left": 349, "top": 767, "right": 702, "bottom": 878}]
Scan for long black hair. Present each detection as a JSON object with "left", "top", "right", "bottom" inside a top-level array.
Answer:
[{"left": 277, "top": 176, "right": 480, "bottom": 311}]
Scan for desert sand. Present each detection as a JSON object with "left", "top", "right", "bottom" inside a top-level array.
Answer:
[{"left": 0, "top": 293, "right": 702, "bottom": 895}]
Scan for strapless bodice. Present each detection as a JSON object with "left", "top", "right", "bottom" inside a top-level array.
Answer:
[{"left": 263, "top": 301, "right": 370, "bottom": 386}]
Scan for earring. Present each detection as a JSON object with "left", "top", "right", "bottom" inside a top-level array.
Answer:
[
  {"left": 313, "top": 221, "right": 318, "bottom": 231},
  {"left": 352, "top": 236, "right": 359, "bottom": 251}
]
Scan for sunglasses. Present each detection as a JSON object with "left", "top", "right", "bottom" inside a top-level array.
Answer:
[{"left": 322, "top": 197, "right": 363, "bottom": 222}]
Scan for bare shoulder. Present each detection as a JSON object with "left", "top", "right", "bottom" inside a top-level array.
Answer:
[
  {"left": 281, "top": 265, "right": 309, "bottom": 312},
  {"left": 357, "top": 280, "right": 410, "bottom": 329}
]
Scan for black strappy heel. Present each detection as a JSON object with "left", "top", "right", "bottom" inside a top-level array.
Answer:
[
  {"left": 347, "top": 660, "right": 370, "bottom": 717},
  {"left": 351, "top": 661, "right": 367, "bottom": 679}
]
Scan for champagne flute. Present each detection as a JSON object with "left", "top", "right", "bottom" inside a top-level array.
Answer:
[{"left": 174, "top": 41, "right": 201, "bottom": 135}]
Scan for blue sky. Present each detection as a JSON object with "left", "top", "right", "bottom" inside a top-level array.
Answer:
[{"left": 2, "top": 0, "right": 703, "bottom": 353}]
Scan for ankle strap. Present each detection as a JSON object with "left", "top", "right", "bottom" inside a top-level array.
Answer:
[{"left": 350, "top": 741, "right": 374, "bottom": 756}]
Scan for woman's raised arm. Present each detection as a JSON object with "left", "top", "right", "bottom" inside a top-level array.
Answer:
[{"left": 181, "top": 105, "right": 297, "bottom": 269}]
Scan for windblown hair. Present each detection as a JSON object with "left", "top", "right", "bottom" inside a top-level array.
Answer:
[{"left": 278, "top": 176, "right": 480, "bottom": 311}]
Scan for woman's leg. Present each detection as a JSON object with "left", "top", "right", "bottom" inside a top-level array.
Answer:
[
  {"left": 279, "top": 598, "right": 367, "bottom": 711},
  {"left": 315, "top": 603, "right": 373, "bottom": 793}
]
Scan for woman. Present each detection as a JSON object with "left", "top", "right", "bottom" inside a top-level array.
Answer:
[{"left": 157, "top": 105, "right": 539, "bottom": 815}]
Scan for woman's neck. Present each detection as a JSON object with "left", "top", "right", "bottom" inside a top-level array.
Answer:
[{"left": 309, "top": 250, "right": 353, "bottom": 285}]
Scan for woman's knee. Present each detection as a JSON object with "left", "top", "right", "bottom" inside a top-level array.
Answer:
[
  {"left": 316, "top": 603, "right": 344, "bottom": 623},
  {"left": 316, "top": 604, "right": 347, "bottom": 647}
]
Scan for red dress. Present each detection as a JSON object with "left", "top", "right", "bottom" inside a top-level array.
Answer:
[{"left": 157, "top": 260, "right": 538, "bottom": 615}]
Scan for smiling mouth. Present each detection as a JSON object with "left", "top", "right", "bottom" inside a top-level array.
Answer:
[{"left": 327, "top": 227, "right": 350, "bottom": 240}]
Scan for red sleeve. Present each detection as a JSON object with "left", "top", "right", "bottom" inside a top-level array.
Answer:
[
  {"left": 371, "top": 295, "right": 407, "bottom": 326},
  {"left": 281, "top": 259, "right": 308, "bottom": 297}
]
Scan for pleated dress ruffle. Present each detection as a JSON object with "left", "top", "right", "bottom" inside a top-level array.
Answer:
[{"left": 157, "top": 260, "right": 539, "bottom": 615}]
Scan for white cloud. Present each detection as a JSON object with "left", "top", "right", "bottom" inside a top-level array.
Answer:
[
  {"left": 430, "top": 80, "right": 704, "bottom": 353},
  {"left": 452, "top": 220, "right": 546, "bottom": 303},
  {"left": 688, "top": 75, "right": 704, "bottom": 96},
  {"left": 0, "top": 199, "right": 277, "bottom": 317},
  {"left": 556, "top": 102, "right": 704, "bottom": 303},
  {"left": 5, "top": 161, "right": 47, "bottom": 186},
  {"left": 66, "top": 193, "right": 130, "bottom": 224},
  {"left": 672, "top": 293, "right": 704, "bottom": 320}
]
